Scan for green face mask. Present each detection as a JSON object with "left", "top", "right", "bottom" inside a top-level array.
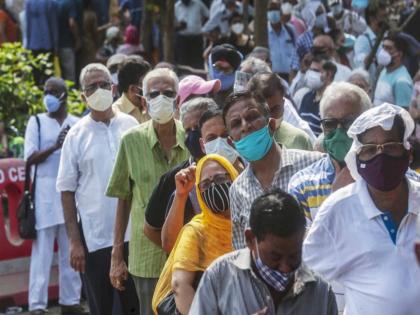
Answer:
[{"left": 323, "top": 128, "right": 353, "bottom": 163}]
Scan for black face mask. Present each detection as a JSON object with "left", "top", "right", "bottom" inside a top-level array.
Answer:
[
  {"left": 185, "top": 129, "right": 204, "bottom": 160},
  {"left": 201, "top": 182, "right": 231, "bottom": 213}
]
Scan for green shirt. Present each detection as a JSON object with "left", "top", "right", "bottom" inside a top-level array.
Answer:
[
  {"left": 106, "top": 120, "right": 189, "bottom": 278},
  {"left": 274, "top": 121, "right": 313, "bottom": 151}
]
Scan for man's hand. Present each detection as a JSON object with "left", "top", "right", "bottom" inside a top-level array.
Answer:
[
  {"left": 69, "top": 239, "right": 85, "bottom": 273},
  {"left": 175, "top": 165, "right": 196, "bottom": 197},
  {"left": 252, "top": 307, "right": 268, "bottom": 315},
  {"left": 55, "top": 125, "right": 70, "bottom": 149},
  {"left": 110, "top": 253, "right": 129, "bottom": 291}
]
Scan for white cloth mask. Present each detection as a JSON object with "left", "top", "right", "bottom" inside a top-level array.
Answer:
[
  {"left": 148, "top": 94, "right": 175, "bottom": 124},
  {"left": 281, "top": 3, "right": 293, "bottom": 15},
  {"left": 231, "top": 23, "right": 244, "bottom": 35},
  {"left": 305, "top": 70, "right": 323, "bottom": 90},
  {"left": 377, "top": 48, "right": 392, "bottom": 67},
  {"left": 204, "top": 137, "right": 238, "bottom": 164},
  {"left": 86, "top": 88, "right": 113, "bottom": 112}
]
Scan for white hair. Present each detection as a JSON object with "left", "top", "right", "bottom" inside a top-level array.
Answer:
[
  {"left": 142, "top": 68, "right": 179, "bottom": 96},
  {"left": 320, "top": 81, "right": 372, "bottom": 119},
  {"left": 79, "top": 63, "right": 111, "bottom": 89},
  {"left": 239, "top": 57, "right": 272, "bottom": 75},
  {"left": 348, "top": 68, "right": 371, "bottom": 86},
  {"left": 179, "top": 97, "right": 218, "bottom": 123}
]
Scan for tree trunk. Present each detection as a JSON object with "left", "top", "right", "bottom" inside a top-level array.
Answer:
[
  {"left": 162, "top": 0, "right": 175, "bottom": 63},
  {"left": 243, "top": 0, "right": 249, "bottom": 33},
  {"left": 254, "top": 0, "right": 268, "bottom": 47},
  {"left": 141, "top": 0, "right": 154, "bottom": 56}
]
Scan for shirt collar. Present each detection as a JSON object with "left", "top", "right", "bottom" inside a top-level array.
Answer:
[
  {"left": 231, "top": 248, "right": 317, "bottom": 295},
  {"left": 357, "top": 178, "right": 420, "bottom": 220},
  {"left": 118, "top": 93, "right": 136, "bottom": 114},
  {"left": 146, "top": 119, "right": 187, "bottom": 151}
]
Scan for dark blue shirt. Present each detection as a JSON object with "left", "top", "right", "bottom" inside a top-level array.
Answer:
[
  {"left": 56, "top": 0, "right": 78, "bottom": 48},
  {"left": 299, "top": 90, "right": 322, "bottom": 136},
  {"left": 25, "top": 0, "right": 58, "bottom": 51}
]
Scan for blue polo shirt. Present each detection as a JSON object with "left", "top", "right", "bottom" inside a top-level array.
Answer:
[{"left": 268, "top": 22, "right": 297, "bottom": 74}]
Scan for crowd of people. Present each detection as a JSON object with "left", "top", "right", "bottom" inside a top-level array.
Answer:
[{"left": 2, "top": 0, "right": 419, "bottom": 314}]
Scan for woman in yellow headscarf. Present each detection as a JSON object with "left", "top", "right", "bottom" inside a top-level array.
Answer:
[{"left": 152, "top": 154, "right": 238, "bottom": 315}]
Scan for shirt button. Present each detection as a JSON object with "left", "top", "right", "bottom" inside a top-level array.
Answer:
[
  {"left": 383, "top": 216, "right": 388, "bottom": 221},
  {"left": 390, "top": 229, "right": 395, "bottom": 233}
]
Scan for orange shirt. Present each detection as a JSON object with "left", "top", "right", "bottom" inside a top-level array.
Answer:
[{"left": 0, "top": 10, "right": 18, "bottom": 45}]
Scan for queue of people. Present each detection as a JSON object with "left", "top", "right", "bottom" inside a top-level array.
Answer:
[{"left": 18, "top": 0, "right": 420, "bottom": 315}]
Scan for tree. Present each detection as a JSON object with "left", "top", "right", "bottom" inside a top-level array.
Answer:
[
  {"left": 161, "top": 0, "right": 175, "bottom": 63},
  {"left": 254, "top": 0, "right": 269, "bottom": 47}
]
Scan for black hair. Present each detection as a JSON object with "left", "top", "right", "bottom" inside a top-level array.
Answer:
[
  {"left": 118, "top": 59, "right": 151, "bottom": 94},
  {"left": 247, "top": 72, "right": 285, "bottom": 103},
  {"left": 322, "top": 61, "right": 337, "bottom": 79},
  {"left": 384, "top": 33, "right": 409, "bottom": 56},
  {"left": 311, "top": 54, "right": 330, "bottom": 64},
  {"left": 222, "top": 90, "right": 270, "bottom": 125},
  {"left": 365, "top": 1, "right": 387, "bottom": 25},
  {"left": 250, "top": 189, "right": 306, "bottom": 241},
  {"left": 199, "top": 109, "right": 223, "bottom": 133}
]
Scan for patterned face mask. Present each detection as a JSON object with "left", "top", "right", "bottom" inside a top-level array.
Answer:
[
  {"left": 201, "top": 182, "right": 231, "bottom": 214},
  {"left": 253, "top": 241, "right": 295, "bottom": 292}
]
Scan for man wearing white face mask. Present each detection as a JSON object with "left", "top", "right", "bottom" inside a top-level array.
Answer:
[
  {"left": 299, "top": 55, "right": 336, "bottom": 136},
  {"left": 57, "top": 63, "right": 140, "bottom": 315},
  {"left": 106, "top": 68, "right": 189, "bottom": 315},
  {"left": 266, "top": 0, "right": 297, "bottom": 81},
  {"left": 374, "top": 33, "right": 413, "bottom": 108}
]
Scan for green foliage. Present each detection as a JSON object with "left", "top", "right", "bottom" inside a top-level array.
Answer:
[{"left": 0, "top": 43, "right": 85, "bottom": 133}]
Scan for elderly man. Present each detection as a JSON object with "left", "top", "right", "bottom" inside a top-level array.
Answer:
[
  {"left": 190, "top": 189, "right": 338, "bottom": 314},
  {"left": 24, "top": 77, "right": 82, "bottom": 315},
  {"left": 143, "top": 97, "right": 219, "bottom": 251},
  {"left": 348, "top": 69, "right": 372, "bottom": 97},
  {"left": 223, "top": 90, "right": 323, "bottom": 250},
  {"left": 112, "top": 57, "right": 151, "bottom": 123},
  {"left": 106, "top": 68, "right": 189, "bottom": 315},
  {"left": 289, "top": 82, "right": 372, "bottom": 222},
  {"left": 57, "top": 63, "right": 139, "bottom": 315},
  {"left": 248, "top": 72, "right": 313, "bottom": 151},
  {"left": 303, "top": 103, "right": 420, "bottom": 315}
]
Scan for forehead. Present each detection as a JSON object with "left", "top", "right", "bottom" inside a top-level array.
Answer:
[
  {"left": 383, "top": 39, "right": 395, "bottom": 50},
  {"left": 200, "top": 160, "right": 226, "bottom": 180},
  {"left": 323, "top": 96, "right": 362, "bottom": 119},
  {"left": 359, "top": 124, "right": 402, "bottom": 144},
  {"left": 202, "top": 115, "right": 225, "bottom": 133},
  {"left": 84, "top": 70, "right": 109, "bottom": 86},
  {"left": 182, "top": 109, "right": 204, "bottom": 130},
  {"left": 226, "top": 98, "right": 261, "bottom": 120},
  {"left": 259, "top": 232, "right": 304, "bottom": 253},
  {"left": 146, "top": 76, "right": 175, "bottom": 92}
]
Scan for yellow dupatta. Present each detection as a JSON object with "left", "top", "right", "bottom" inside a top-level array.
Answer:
[{"left": 152, "top": 154, "right": 238, "bottom": 314}]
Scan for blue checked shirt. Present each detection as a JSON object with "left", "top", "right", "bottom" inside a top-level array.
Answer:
[{"left": 290, "top": 30, "right": 314, "bottom": 71}]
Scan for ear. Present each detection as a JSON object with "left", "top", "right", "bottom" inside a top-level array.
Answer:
[
  {"left": 111, "top": 84, "right": 117, "bottom": 98},
  {"left": 408, "top": 148, "right": 414, "bottom": 164},
  {"left": 227, "top": 136, "right": 235, "bottom": 148},
  {"left": 199, "top": 138, "right": 206, "bottom": 153},
  {"left": 81, "top": 93, "right": 87, "bottom": 103},
  {"left": 176, "top": 95, "right": 181, "bottom": 110},
  {"left": 245, "top": 229, "right": 256, "bottom": 251},
  {"left": 141, "top": 96, "right": 147, "bottom": 112}
]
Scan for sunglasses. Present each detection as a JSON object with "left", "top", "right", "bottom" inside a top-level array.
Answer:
[{"left": 321, "top": 117, "right": 356, "bottom": 133}]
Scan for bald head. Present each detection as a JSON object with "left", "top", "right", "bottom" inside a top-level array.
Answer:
[{"left": 313, "top": 35, "right": 335, "bottom": 58}]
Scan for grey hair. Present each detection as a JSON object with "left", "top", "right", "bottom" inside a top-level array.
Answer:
[
  {"left": 239, "top": 57, "right": 272, "bottom": 75},
  {"left": 180, "top": 97, "right": 219, "bottom": 123},
  {"left": 348, "top": 68, "right": 371, "bottom": 86},
  {"left": 79, "top": 63, "right": 112, "bottom": 89},
  {"left": 320, "top": 81, "right": 372, "bottom": 119},
  {"left": 142, "top": 68, "right": 179, "bottom": 96}
]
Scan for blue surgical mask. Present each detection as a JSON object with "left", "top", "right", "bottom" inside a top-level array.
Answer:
[
  {"left": 253, "top": 241, "right": 295, "bottom": 292},
  {"left": 233, "top": 125, "right": 273, "bottom": 162},
  {"left": 209, "top": 67, "right": 236, "bottom": 91},
  {"left": 351, "top": 0, "right": 368, "bottom": 11},
  {"left": 43, "top": 93, "right": 63, "bottom": 113},
  {"left": 267, "top": 10, "right": 281, "bottom": 24},
  {"left": 315, "top": 13, "right": 327, "bottom": 29}
]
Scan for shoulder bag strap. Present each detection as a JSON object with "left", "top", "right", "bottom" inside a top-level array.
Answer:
[{"left": 29, "top": 115, "right": 41, "bottom": 201}]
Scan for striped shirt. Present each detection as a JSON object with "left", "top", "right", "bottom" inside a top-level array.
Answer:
[
  {"left": 299, "top": 90, "right": 322, "bottom": 136},
  {"left": 290, "top": 30, "right": 314, "bottom": 71},
  {"left": 230, "top": 146, "right": 324, "bottom": 250},
  {"left": 106, "top": 120, "right": 190, "bottom": 278},
  {"left": 288, "top": 156, "right": 335, "bottom": 222}
]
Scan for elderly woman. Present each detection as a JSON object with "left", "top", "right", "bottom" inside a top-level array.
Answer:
[{"left": 152, "top": 154, "right": 238, "bottom": 315}]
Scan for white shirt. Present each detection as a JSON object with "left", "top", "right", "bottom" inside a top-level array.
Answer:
[
  {"left": 333, "top": 61, "right": 352, "bottom": 82},
  {"left": 175, "top": 0, "right": 209, "bottom": 35},
  {"left": 303, "top": 179, "right": 420, "bottom": 315},
  {"left": 284, "top": 98, "right": 316, "bottom": 143},
  {"left": 24, "top": 113, "right": 79, "bottom": 230},
  {"left": 56, "top": 112, "right": 138, "bottom": 252}
]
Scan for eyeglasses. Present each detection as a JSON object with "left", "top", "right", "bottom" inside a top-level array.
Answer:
[
  {"left": 83, "top": 81, "right": 112, "bottom": 96},
  {"left": 198, "top": 173, "right": 231, "bottom": 191},
  {"left": 44, "top": 89, "right": 62, "bottom": 98},
  {"left": 147, "top": 90, "right": 176, "bottom": 99},
  {"left": 358, "top": 142, "right": 405, "bottom": 161},
  {"left": 321, "top": 117, "right": 356, "bottom": 133}
]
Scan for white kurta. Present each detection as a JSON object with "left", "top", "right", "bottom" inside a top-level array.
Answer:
[
  {"left": 24, "top": 113, "right": 79, "bottom": 230},
  {"left": 56, "top": 112, "right": 138, "bottom": 252},
  {"left": 303, "top": 179, "right": 420, "bottom": 315}
]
